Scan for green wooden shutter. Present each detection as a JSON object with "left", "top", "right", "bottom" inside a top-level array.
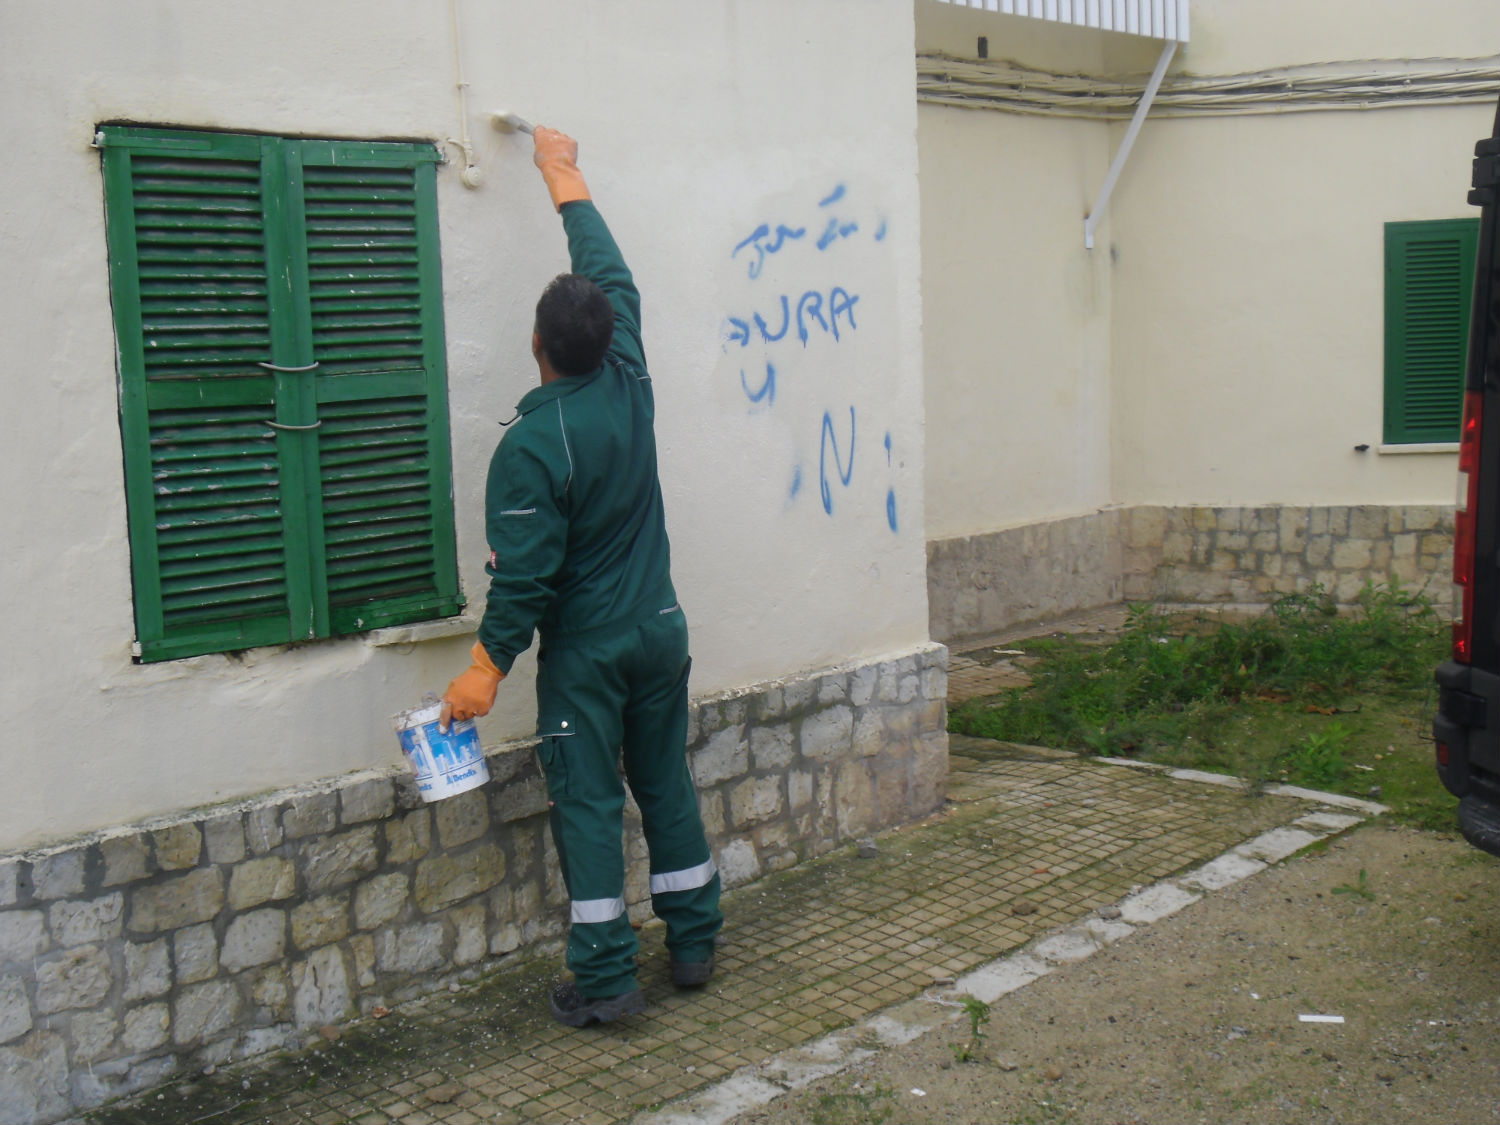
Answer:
[
  {"left": 1384, "top": 218, "right": 1480, "bottom": 444},
  {"left": 102, "top": 127, "right": 460, "bottom": 661},
  {"left": 297, "top": 142, "right": 462, "bottom": 635},
  {"left": 103, "top": 128, "right": 298, "bottom": 661}
]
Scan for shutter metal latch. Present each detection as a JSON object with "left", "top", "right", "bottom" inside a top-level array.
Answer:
[
  {"left": 257, "top": 361, "right": 320, "bottom": 372},
  {"left": 265, "top": 420, "right": 323, "bottom": 431}
]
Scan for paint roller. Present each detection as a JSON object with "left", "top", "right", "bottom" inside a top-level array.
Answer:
[{"left": 490, "top": 111, "right": 535, "bottom": 136}]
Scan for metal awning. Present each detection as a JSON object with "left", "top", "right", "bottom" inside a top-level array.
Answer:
[{"left": 926, "top": 0, "right": 1189, "bottom": 42}]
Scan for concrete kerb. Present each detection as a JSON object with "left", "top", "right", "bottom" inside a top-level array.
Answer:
[{"left": 631, "top": 775, "right": 1385, "bottom": 1125}]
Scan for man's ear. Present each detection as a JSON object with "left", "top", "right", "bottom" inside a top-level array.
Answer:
[{"left": 532, "top": 331, "right": 543, "bottom": 359}]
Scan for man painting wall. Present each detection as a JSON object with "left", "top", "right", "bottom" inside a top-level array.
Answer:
[{"left": 441, "top": 127, "right": 722, "bottom": 1026}]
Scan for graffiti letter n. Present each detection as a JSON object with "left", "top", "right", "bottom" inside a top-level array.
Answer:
[{"left": 819, "top": 407, "right": 856, "bottom": 515}]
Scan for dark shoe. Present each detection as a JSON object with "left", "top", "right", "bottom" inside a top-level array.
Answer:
[
  {"left": 670, "top": 955, "right": 715, "bottom": 988},
  {"left": 548, "top": 982, "right": 645, "bottom": 1027}
]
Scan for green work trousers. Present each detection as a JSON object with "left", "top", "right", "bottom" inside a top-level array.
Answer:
[{"left": 534, "top": 605, "right": 722, "bottom": 998}]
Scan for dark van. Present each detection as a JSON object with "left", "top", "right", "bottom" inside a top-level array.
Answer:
[{"left": 1433, "top": 97, "right": 1500, "bottom": 856}]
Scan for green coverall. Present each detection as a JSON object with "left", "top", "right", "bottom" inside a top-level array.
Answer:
[{"left": 476, "top": 200, "right": 722, "bottom": 998}]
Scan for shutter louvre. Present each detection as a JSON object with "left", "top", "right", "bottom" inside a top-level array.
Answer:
[{"left": 132, "top": 152, "right": 274, "bottom": 383}]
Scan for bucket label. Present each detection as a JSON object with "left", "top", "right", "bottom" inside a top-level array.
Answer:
[{"left": 394, "top": 701, "right": 489, "bottom": 802}]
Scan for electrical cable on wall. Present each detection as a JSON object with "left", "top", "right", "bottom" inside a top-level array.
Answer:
[{"left": 917, "top": 52, "right": 1500, "bottom": 118}]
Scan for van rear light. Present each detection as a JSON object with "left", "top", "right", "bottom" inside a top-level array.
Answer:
[
  {"left": 1437, "top": 741, "right": 1451, "bottom": 766},
  {"left": 1453, "top": 390, "right": 1483, "bottom": 662}
]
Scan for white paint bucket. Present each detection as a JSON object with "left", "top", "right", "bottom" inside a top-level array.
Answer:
[{"left": 394, "top": 696, "right": 489, "bottom": 802}]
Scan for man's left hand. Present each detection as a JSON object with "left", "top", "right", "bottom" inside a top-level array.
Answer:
[{"left": 440, "top": 642, "right": 506, "bottom": 730}]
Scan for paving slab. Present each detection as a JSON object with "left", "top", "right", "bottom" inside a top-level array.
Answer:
[{"left": 82, "top": 741, "right": 1369, "bottom": 1125}]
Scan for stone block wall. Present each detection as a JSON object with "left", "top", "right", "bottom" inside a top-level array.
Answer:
[
  {"left": 1125, "top": 505, "right": 1455, "bottom": 607},
  {"left": 926, "top": 511, "right": 1126, "bottom": 644},
  {"left": 690, "top": 644, "right": 949, "bottom": 885},
  {"left": 928, "top": 504, "right": 1454, "bottom": 643},
  {"left": 0, "top": 643, "right": 947, "bottom": 1125}
]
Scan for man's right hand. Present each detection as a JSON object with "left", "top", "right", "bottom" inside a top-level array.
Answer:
[{"left": 533, "top": 126, "right": 591, "bottom": 211}]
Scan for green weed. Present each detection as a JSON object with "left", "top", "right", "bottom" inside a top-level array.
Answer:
[
  {"left": 951, "top": 994, "right": 991, "bottom": 1063},
  {"left": 1279, "top": 723, "right": 1352, "bottom": 789},
  {"left": 950, "top": 582, "right": 1455, "bottom": 829},
  {"left": 1332, "top": 868, "right": 1376, "bottom": 900}
]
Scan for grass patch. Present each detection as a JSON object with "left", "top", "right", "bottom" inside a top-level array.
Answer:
[
  {"left": 949, "top": 582, "right": 1455, "bottom": 830},
  {"left": 810, "top": 1082, "right": 896, "bottom": 1125}
]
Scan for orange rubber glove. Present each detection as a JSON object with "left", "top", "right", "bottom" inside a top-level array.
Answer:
[
  {"left": 533, "top": 126, "right": 591, "bottom": 211},
  {"left": 440, "top": 641, "right": 505, "bottom": 730}
]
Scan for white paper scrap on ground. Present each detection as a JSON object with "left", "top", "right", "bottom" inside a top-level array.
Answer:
[{"left": 1299, "top": 1014, "right": 1345, "bottom": 1024}]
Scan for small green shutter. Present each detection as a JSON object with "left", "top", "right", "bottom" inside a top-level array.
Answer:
[
  {"left": 101, "top": 127, "right": 460, "bottom": 661},
  {"left": 1384, "top": 218, "right": 1480, "bottom": 444}
]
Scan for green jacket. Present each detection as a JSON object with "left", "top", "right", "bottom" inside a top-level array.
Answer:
[{"left": 476, "top": 201, "right": 676, "bottom": 673}]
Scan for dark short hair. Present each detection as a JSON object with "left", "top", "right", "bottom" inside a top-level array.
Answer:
[{"left": 534, "top": 274, "right": 615, "bottom": 376}]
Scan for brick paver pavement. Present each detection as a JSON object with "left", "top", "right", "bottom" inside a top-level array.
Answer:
[{"left": 84, "top": 728, "right": 1325, "bottom": 1125}]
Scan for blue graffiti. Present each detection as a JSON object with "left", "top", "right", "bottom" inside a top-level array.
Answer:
[
  {"left": 883, "top": 433, "right": 897, "bottom": 531},
  {"left": 792, "top": 288, "right": 862, "bottom": 345},
  {"left": 732, "top": 186, "right": 881, "bottom": 278},
  {"left": 740, "top": 362, "right": 776, "bottom": 406},
  {"left": 824, "top": 289, "right": 860, "bottom": 342},
  {"left": 725, "top": 287, "right": 860, "bottom": 350},
  {"left": 732, "top": 223, "right": 807, "bottom": 279},
  {"left": 721, "top": 184, "right": 897, "bottom": 530},
  {"left": 819, "top": 407, "right": 856, "bottom": 515},
  {"left": 796, "top": 292, "right": 828, "bottom": 342},
  {"left": 816, "top": 218, "right": 859, "bottom": 251},
  {"left": 754, "top": 296, "right": 790, "bottom": 343}
]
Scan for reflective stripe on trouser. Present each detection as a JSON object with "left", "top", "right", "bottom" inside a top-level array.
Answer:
[
  {"left": 534, "top": 606, "right": 723, "bottom": 997},
  {"left": 571, "top": 896, "right": 626, "bottom": 925}
]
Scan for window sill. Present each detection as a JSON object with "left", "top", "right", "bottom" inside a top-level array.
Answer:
[
  {"left": 1377, "top": 443, "right": 1458, "bottom": 455},
  {"left": 365, "top": 615, "right": 479, "bottom": 647}
]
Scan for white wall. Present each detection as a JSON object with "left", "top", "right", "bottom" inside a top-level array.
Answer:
[
  {"left": 1111, "top": 0, "right": 1498, "bottom": 507},
  {"left": 1110, "top": 107, "right": 1492, "bottom": 506},
  {"left": 917, "top": 0, "right": 1498, "bottom": 533},
  {"left": 0, "top": 0, "right": 929, "bottom": 851},
  {"left": 1165, "top": 0, "right": 1497, "bottom": 73},
  {"left": 917, "top": 7, "right": 1118, "bottom": 539}
]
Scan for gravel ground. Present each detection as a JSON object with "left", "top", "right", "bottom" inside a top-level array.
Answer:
[{"left": 730, "top": 824, "right": 1499, "bottom": 1125}]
